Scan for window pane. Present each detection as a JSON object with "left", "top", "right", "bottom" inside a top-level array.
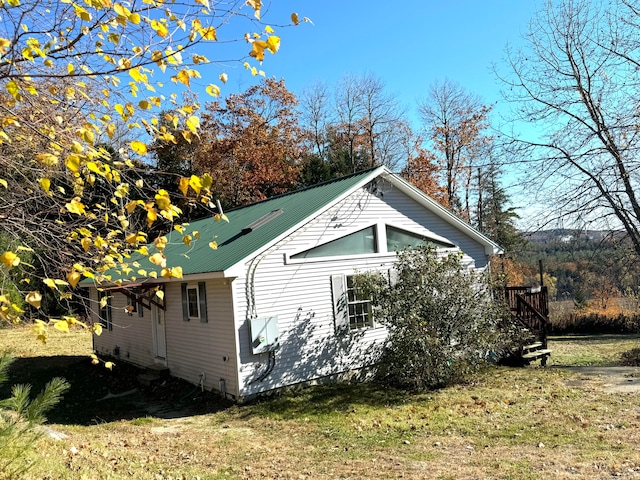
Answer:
[
  {"left": 187, "top": 287, "right": 199, "bottom": 318},
  {"left": 346, "top": 275, "right": 373, "bottom": 330},
  {"left": 292, "top": 226, "right": 377, "bottom": 259},
  {"left": 386, "top": 226, "right": 454, "bottom": 251}
]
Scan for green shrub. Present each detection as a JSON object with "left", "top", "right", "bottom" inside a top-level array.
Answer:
[{"left": 354, "top": 246, "right": 516, "bottom": 391}]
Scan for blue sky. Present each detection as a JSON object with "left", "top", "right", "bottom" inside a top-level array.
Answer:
[
  {"left": 189, "top": 1, "right": 543, "bottom": 225},
  {"left": 203, "top": 1, "right": 539, "bottom": 127}
]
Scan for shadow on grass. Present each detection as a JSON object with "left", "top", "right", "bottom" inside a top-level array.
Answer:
[
  {"left": 0, "top": 355, "right": 233, "bottom": 425},
  {"left": 549, "top": 334, "right": 640, "bottom": 343},
  {"left": 242, "top": 382, "right": 422, "bottom": 421}
]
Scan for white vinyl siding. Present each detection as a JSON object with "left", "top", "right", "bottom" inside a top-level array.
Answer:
[
  {"left": 166, "top": 280, "right": 238, "bottom": 396},
  {"left": 91, "top": 288, "right": 155, "bottom": 367},
  {"left": 233, "top": 184, "right": 489, "bottom": 398},
  {"left": 91, "top": 280, "right": 239, "bottom": 397}
]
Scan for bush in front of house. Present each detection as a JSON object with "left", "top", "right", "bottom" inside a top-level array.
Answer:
[{"left": 354, "top": 246, "right": 516, "bottom": 391}]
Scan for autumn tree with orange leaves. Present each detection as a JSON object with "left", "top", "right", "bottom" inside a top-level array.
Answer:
[{"left": 193, "top": 78, "right": 303, "bottom": 209}]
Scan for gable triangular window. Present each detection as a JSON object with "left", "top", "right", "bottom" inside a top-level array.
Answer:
[
  {"left": 385, "top": 225, "right": 455, "bottom": 251},
  {"left": 292, "top": 226, "right": 378, "bottom": 259}
]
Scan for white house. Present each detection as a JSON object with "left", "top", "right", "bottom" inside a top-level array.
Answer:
[{"left": 89, "top": 166, "right": 502, "bottom": 401}]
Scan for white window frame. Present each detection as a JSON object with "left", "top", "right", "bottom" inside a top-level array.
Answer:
[
  {"left": 332, "top": 274, "right": 378, "bottom": 333},
  {"left": 345, "top": 275, "right": 374, "bottom": 330},
  {"left": 186, "top": 284, "right": 201, "bottom": 320},
  {"left": 287, "top": 221, "right": 457, "bottom": 265}
]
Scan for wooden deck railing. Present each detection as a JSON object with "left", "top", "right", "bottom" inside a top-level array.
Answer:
[{"left": 504, "top": 286, "right": 550, "bottom": 347}]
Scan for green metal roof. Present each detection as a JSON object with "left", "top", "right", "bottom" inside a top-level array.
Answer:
[{"left": 140, "top": 167, "right": 381, "bottom": 277}]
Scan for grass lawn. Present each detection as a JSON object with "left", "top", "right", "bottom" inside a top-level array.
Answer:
[{"left": 2, "top": 326, "right": 640, "bottom": 479}]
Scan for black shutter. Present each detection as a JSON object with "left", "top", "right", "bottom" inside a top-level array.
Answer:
[
  {"left": 198, "top": 282, "right": 208, "bottom": 323},
  {"left": 181, "top": 282, "right": 189, "bottom": 321}
]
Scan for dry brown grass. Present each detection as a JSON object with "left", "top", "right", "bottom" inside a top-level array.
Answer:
[{"left": 2, "top": 325, "right": 640, "bottom": 479}]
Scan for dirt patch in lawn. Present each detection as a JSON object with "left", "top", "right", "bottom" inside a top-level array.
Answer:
[{"left": 554, "top": 365, "right": 640, "bottom": 393}]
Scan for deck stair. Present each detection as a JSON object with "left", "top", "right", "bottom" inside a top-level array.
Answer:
[
  {"left": 137, "top": 365, "right": 170, "bottom": 387},
  {"left": 521, "top": 342, "right": 552, "bottom": 366},
  {"left": 505, "top": 286, "right": 552, "bottom": 366}
]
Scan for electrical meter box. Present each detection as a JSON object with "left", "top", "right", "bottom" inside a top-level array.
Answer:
[{"left": 250, "top": 316, "right": 279, "bottom": 354}]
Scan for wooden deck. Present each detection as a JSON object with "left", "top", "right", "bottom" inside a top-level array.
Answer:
[{"left": 504, "top": 286, "right": 552, "bottom": 365}]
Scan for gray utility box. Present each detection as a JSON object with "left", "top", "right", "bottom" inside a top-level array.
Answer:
[{"left": 250, "top": 316, "right": 279, "bottom": 354}]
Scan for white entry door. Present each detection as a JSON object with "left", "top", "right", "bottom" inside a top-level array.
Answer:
[{"left": 152, "top": 304, "right": 167, "bottom": 360}]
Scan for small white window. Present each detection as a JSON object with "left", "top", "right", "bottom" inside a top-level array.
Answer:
[
  {"left": 186, "top": 285, "right": 200, "bottom": 320},
  {"left": 181, "top": 282, "right": 208, "bottom": 323}
]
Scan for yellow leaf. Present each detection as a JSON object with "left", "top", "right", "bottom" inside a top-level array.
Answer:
[
  {"left": 182, "top": 235, "right": 192, "bottom": 247},
  {"left": 129, "top": 12, "right": 141, "bottom": 24},
  {"left": 178, "top": 177, "right": 189, "bottom": 196},
  {"left": 186, "top": 115, "right": 200, "bottom": 133},
  {"left": 6, "top": 80, "right": 20, "bottom": 100},
  {"left": 266, "top": 35, "right": 280, "bottom": 54},
  {"left": 131, "top": 140, "right": 147, "bottom": 154},
  {"left": 65, "top": 198, "right": 86, "bottom": 215},
  {"left": 104, "top": 361, "right": 115, "bottom": 370},
  {"left": 80, "top": 237, "right": 92, "bottom": 252},
  {"left": 151, "top": 20, "right": 168, "bottom": 37},
  {"left": 250, "top": 40, "right": 267, "bottom": 61},
  {"left": 219, "top": 73, "right": 228, "bottom": 84},
  {"left": 40, "top": 177, "right": 51, "bottom": 194},
  {"left": 206, "top": 84, "right": 220, "bottom": 97},
  {"left": 25, "top": 291, "right": 42, "bottom": 309},
  {"left": 36, "top": 153, "right": 59, "bottom": 166},
  {"left": 209, "top": 241, "right": 218, "bottom": 250},
  {"left": 129, "top": 67, "right": 143, "bottom": 82},
  {"left": 0, "top": 251, "right": 20, "bottom": 268},
  {"left": 93, "top": 323, "right": 103, "bottom": 336},
  {"left": 189, "top": 175, "right": 202, "bottom": 195},
  {"left": 149, "top": 253, "right": 166, "bottom": 267},
  {"left": 291, "top": 12, "right": 300, "bottom": 25},
  {"left": 155, "top": 289, "right": 164, "bottom": 300},
  {"left": 0, "top": 179, "right": 6, "bottom": 189},
  {"left": 200, "top": 26, "right": 216, "bottom": 40},
  {"left": 67, "top": 271, "right": 82, "bottom": 289},
  {"left": 247, "top": 0, "right": 261, "bottom": 19},
  {"left": 65, "top": 154, "right": 81, "bottom": 173},
  {"left": 146, "top": 208, "right": 157, "bottom": 227},
  {"left": 53, "top": 320, "right": 70, "bottom": 333},
  {"left": 154, "top": 235, "right": 168, "bottom": 251}
]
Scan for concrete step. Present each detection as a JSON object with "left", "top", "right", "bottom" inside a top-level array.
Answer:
[
  {"left": 145, "top": 365, "right": 170, "bottom": 378},
  {"left": 137, "top": 373, "right": 163, "bottom": 387}
]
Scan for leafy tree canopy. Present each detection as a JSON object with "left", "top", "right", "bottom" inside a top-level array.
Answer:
[{"left": 0, "top": 0, "right": 307, "bottom": 334}]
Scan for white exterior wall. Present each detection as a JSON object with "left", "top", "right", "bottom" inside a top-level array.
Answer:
[
  {"left": 91, "top": 288, "right": 155, "bottom": 367},
  {"left": 234, "top": 185, "right": 489, "bottom": 398},
  {"left": 91, "top": 279, "right": 240, "bottom": 397},
  {"left": 163, "top": 280, "right": 239, "bottom": 396}
]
